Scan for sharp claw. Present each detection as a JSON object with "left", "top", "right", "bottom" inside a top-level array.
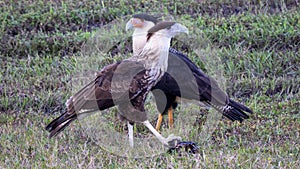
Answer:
[{"left": 164, "top": 134, "right": 182, "bottom": 147}]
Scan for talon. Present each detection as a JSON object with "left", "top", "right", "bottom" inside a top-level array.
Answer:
[{"left": 164, "top": 134, "right": 182, "bottom": 147}]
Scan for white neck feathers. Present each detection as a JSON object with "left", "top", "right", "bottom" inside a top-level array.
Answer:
[
  {"left": 137, "top": 34, "right": 171, "bottom": 71},
  {"left": 132, "top": 21, "right": 155, "bottom": 55}
]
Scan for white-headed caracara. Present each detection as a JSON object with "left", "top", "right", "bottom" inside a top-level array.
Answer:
[
  {"left": 46, "top": 21, "right": 189, "bottom": 148},
  {"left": 126, "top": 13, "right": 253, "bottom": 131}
]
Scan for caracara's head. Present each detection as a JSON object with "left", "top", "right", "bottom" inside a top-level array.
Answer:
[
  {"left": 138, "top": 21, "right": 188, "bottom": 71},
  {"left": 126, "top": 13, "right": 158, "bottom": 31},
  {"left": 146, "top": 21, "right": 188, "bottom": 42},
  {"left": 126, "top": 14, "right": 158, "bottom": 55}
]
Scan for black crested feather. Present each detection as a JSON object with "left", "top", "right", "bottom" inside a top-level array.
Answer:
[
  {"left": 133, "top": 13, "right": 158, "bottom": 24},
  {"left": 146, "top": 21, "right": 176, "bottom": 41}
]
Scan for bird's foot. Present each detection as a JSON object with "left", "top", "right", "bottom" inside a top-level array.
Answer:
[
  {"left": 167, "top": 141, "right": 199, "bottom": 154},
  {"left": 164, "top": 134, "right": 182, "bottom": 148}
]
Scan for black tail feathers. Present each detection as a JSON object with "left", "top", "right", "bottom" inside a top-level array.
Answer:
[
  {"left": 210, "top": 99, "right": 253, "bottom": 122},
  {"left": 45, "top": 111, "right": 77, "bottom": 138}
]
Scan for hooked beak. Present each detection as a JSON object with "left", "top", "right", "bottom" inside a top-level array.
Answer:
[
  {"left": 182, "top": 26, "right": 189, "bottom": 34},
  {"left": 126, "top": 19, "right": 133, "bottom": 31},
  {"left": 171, "top": 23, "right": 189, "bottom": 36},
  {"left": 126, "top": 18, "right": 144, "bottom": 31},
  {"left": 177, "top": 23, "right": 189, "bottom": 34}
]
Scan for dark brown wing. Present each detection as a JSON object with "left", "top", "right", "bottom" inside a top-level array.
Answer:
[
  {"left": 45, "top": 63, "right": 120, "bottom": 137},
  {"left": 69, "top": 62, "right": 120, "bottom": 112},
  {"left": 68, "top": 60, "right": 147, "bottom": 110},
  {"left": 73, "top": 59, "right": 158, "bottom": 123},
  {"left": 46, "top": 60, "right": 155, "bottom": 136},
  {"left": 107, "top": 60, "right": 160, "bottom": 122}
]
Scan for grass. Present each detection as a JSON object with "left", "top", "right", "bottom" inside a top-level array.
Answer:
[{"left": 1, "top": 0, "right": 300, "bottom": 168}]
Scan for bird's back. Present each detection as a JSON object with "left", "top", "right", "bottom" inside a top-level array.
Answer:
[{"left": 154, "top": 48, "right": 229, "bottom": 105}]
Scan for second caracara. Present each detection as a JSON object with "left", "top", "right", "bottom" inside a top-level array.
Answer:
[
  {"left": 46, "top": 22, "right": 188, "bottom": 147},
  {"left": 126, "top": 14, "right": 253, "bottom": 131}
]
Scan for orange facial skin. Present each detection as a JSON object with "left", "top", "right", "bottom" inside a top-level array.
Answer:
[{"left": 131, "top": 18, "right": 144, "bottom": 28}]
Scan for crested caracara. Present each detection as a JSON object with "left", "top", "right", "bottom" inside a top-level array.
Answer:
[
  {"left": 126, "top": 14, "right": 253, "bottom": 131},
  {"left": 46, "top": 21, "right": 188, "bottom": 147}
]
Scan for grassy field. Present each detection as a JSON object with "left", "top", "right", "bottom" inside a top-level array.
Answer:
[{"left": 1, "top": 0, "right": 300, "bottom": 168}]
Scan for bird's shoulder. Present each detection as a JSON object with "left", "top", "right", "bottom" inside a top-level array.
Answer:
[{"left": 93, "top": 59, "right": 150, "bottom": 98}]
